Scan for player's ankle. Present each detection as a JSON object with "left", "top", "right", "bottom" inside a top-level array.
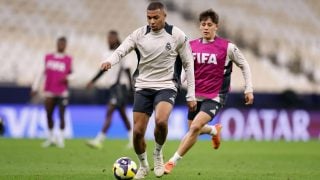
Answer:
[
  {"left": 169, "top": 152, "right": 182, "bottom": 165},
  {"left": 210, "top": 125, "right": 217, "bottom": 135}
]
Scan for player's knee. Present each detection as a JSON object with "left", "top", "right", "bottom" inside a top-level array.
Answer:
[
  {"left": 189, "top": 124, "right": 201, "bottom": 134},
  {"left": 155, "top": 118, "right": 168, "bottom": 130},
  {"left": 133, "top": 128, "right": 144, "bottom": 140},
  {"left": 106, "top": 111, "right": 114, "bottom": 117}
]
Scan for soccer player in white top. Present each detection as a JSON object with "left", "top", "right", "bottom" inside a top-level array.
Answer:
[
  {"left": 86, "top": 30, "right": 134, "bottom": 149},
  {"left": 101, "top": 2, "right": 196, "bottom": 179}
]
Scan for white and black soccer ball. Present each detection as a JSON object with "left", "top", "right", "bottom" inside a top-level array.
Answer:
[{"left": 113, "top": 157, "right": 137, "bottom": 180}]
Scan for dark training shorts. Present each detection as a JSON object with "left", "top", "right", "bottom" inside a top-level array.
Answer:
[
  {"left": 133, "top": 89, "right": 177, "bottom": 116},
  {"left": 51, "top": 96, "right": 68, "bottom": 107},
  {"left": 188, "top": 99, "right": 222, "bottom": 121},
  {"left": 109, "top": 84, "right": 128, "bottom": 107}
]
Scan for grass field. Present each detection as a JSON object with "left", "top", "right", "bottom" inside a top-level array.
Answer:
[{"left": 0, "top": 138, "right": 320, "bottom": 180}]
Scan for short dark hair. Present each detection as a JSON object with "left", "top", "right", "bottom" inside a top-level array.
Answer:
[
  {"left": 199, "top": 9, "right": 219, "bottom": 24},
  {"left": 108, "top": 30, "right": 118, "bottom": 36},
  {"left": 58, "top": 36, "right": 67, "bottom": 42},
  {"left": 107, "top": 30, "right": 121, "bottom": 49},
  {"left": 147, "top": 1, "right": 164, "bottom": 11}
]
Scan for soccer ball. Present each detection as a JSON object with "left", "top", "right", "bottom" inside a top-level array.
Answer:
[{"left": 113, "top": 157, "right": 137, "bottom": 180}]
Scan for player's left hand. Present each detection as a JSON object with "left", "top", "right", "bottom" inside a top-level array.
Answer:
[
  {"left": 244, "top": 92, "right": 254, "bottom": 105},
  {"left": 187, "top": 100, "right": 197, "bottom": 112},
  {"left": 86, "top": 82, "right": 94, "bottom": 89},
  {"left": 30, "top": 91, "right": 37, "bottom": 98},
  {"left": 60, "top": 78, "right": 68, "bottom": 84}
]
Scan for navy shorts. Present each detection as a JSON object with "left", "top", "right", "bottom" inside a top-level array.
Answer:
[
  {"left": 188, "top": 99, "right": 222, "bottom": 121},
  {"left": 133, "top": 89, "right": 177, "bottom": 116},
  {"left": 109, "top": 84, "right": 128, "bottom": 107},
  {"left": 47, "top": 96, "right": 68, "bottom": 107}
]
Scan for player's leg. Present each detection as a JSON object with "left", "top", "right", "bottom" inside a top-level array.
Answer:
[
  {"left": 118, "top": 85, "right": 131, "bottom": 131},
  {"left": 119, "top": 106, "right": 131, "bottom": 131},
  {"left": 153, "top": 89, "right": 176, "bottom": 177},
  {"left": 200, "top": 100, "right": 222, "bottom": 149},
  {"left": 42, "top": 97, "right": 56, "bottom": 147},
  {"left": 102, "top": 103, "right": 116, "bottom": 133},
  {"left": 133, "top": 112, "right": 150, "bottom": 179},
  {"left": 119, "top": 105, "right": 133, "bottom": 148},
  {"left": 153, "top": 101, "right": 173, "bottom": 177},
  {"left": 170, "top": 101, "right": 200, "bottom": 157},
  {"left": 164, "top": 112, "right": 211, "bottom": 174},
  {"left": 87, "top": 103, "right": 116, "bottom": 149},
  {"left": 132, "top": 90, "right": 153, "bottom": 179},
  {"left": 187, "top": 119, "right": 221, "bottom": 138},
  {"left": 154, "top": 102, "right": 173, "bottom": 144},
  {"left": 188, "top": 100, "right": 222, "bottom": 148},
  {"left": 188, "top": 101, "right": 212, "bottom": 134},
  {"left": 198, "top": 120, "right": 221, "bottom": 137},
  {"left": 192, "top": 121, "right": 222, "bottom": 149},
  {"left": 179, "top": 112, "right": 211, "bottom": 156},
  {"left": 165, "top": 100, "right": 222, "bottom": 174},
  {"left": 56, "top": 97, "right": 68, "bottom": 148},
  {"left": 45, "top": 97, "right": 55, "bottom": 129}
]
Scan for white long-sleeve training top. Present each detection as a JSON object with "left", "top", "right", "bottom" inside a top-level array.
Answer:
[{"left": 104, "top": 23, "right": 196, "bottom": 101}]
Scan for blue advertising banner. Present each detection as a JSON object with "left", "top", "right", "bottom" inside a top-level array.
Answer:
[
  {"left": 0, "top": 105, "right": 319, "bottom": 141},
  {"left": 0, "top": 105, "right": 190, "bottom": 140}
]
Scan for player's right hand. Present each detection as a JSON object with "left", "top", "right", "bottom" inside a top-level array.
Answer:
[
  {"left": 30, "top": 91, "right": 37, "bottom": 98},
  {"left": 86, "top": 82, "right": 94, "bottom": 89},
  {"left": 187, "top": 100, "right": 197, "bottom": 112},
  {"left": 101, "top": 62, "right": 111, "bottom": 71}
]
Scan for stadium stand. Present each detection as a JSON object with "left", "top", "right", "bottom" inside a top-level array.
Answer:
[
  {"left": 155, "top": 0, "right": 320, "bottom": 93},
  {"left": 0, "top": 0, "right": 319, "bottom": 94},
  {"left": 0, "top": 0, "right": 140, "bottom": 89}
]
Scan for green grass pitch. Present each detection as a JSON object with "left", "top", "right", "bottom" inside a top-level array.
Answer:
[{"left": 0, "top": 138, "right": 320, "bottom": 179}]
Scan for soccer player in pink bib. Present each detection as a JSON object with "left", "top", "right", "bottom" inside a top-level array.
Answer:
[
  {"left": 31, "top": 37, "right": 73, "bottom": 148},
  {"left": 164, "top": 9, "right": 254, "bottom": 174}
]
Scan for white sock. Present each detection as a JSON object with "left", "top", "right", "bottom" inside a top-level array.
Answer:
[
  {"left": 205, "top": 125, "right": 217, "bottom": 135},
  {"left": 59, "top": 129, "right": 65, "bottom": 141},
  {"left": 57, "top": 129, "right": 65, "bottom": 146},
  {"left": 95, "top": 132, "right": 105, "bottom": 142},
  {"left": 154, "top": 142, "right": 163, "bottom": 155},
  {"left": 48, "top": 129, "right": 54, "bottom": 142},
  {"left": 169, "top": 152, "right": 182, "bottom": 165},
  {"left": 128, "top": 129, "right": 133, "bottom": 146},
  {"left": 137, "top": 152, "right": 149, "bottom": 168}
]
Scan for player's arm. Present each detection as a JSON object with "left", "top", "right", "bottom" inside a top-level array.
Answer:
[
  {"left": 124, "top": 68, "right": 134, "bottom": 92},
  {"left": 67, "top": 57, "right": 74, "bottom": 80},
  {"left": 101, "top": 30, "right": 138, "bottom": 71},
  {"left": 63, "top": 57, "right": 75, "bottom": 85},
  {"left": 86, "top": 69, "right": 106, "bottom": 89},
  {"left": 121, "top": 54, "right": 135, "bottom": 92},
  {"left": 31, "top": 60, "right": 45, "bottom": 97},
  {"left": 176, "top": 31, "right": 196, "bottom": 111},
  {"left": 228, "top": 43, "right": 254, "bottom": 105}
]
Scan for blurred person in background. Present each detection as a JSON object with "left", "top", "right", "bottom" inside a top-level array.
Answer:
[
  {"left": 86, "top": 30, "right": 134, "bottom": 149},
  {"left": 164, "top": 9, "right": 254, "bottom": 174},
  {"left": 31, "top": 37, "right": 73, "bottom": 148},
  {"left": 0, "top": 116, "right": 5, "bottom": 136},
  {"left": 100, "top": 2, "right": 196, "bottom": 179}
]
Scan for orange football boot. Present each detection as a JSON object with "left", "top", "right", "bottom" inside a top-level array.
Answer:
[
  {"left": 212, "top": 124, "right": 222, "bottom": 149},
  {"left": 164, "top": 161, "right": 175, "bottom": 174}
]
